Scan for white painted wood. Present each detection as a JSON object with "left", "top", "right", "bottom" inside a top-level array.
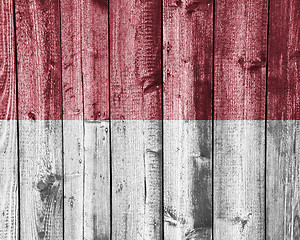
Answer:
[
  {"left": 164, "top": 120, "right": 212, "bottom": 240},
  {"left": 267, "top": 121, "right": 300, "bottom": 239},
  {"left": 84, "top": 120, "right": 110, "bottom": 240},
  {"left": 214, "top": 120, "right": 265, "bottom": 239},
  {"left": 19, "top": 120, "right": 63, "bottom": 239},
  {"left": 63, "top": 120, "right": 84, "bottom": 240},
  {"left": 0, "top": 121, "right": 18, "bottom": 240},
  {"left": 111, "top": 120, "right": 162, "bottom": 240}
]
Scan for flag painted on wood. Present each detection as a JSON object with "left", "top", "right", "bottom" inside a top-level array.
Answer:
[{"left": 1, "top": 0, "right": 299, "bottom": 240}]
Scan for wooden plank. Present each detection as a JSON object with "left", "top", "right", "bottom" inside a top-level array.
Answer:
[
  {"left": 163, "top": 0, "right": 213, "bottom": 239},
  {"left": 267, "top": 122, "right": 300, "bottom": 239},
  {"left": 83, "top": 120, "right": 110, "bottom": 240},
  {"left": 110, "top": 120, "right": 162, "bottom": 240},
  {"left": 81, "top": 1, "right": 110, "bottom": 239},
  {"left": 163, "top": 121, "right": 212, "bottom": 239},
  {"left": 110, "top": 0, "right": 163, "bottom": 238},
  {"left": 60, "top": 0, "right": 110, "bottom": 239},
  {"left": 266, "top": 0, "right": 300, "bottom": 238},
  {"left": 14, "top": 0, "right": 63, "bottom": 239},
  {"left": 0, "top": 0, "right": 18, "bottom": 239},
  {"left": 214, "top": 0, "right": 268, "bottom": 238},
  {"left": 60, "top": 1, "right": 84, "bottom": 239}
]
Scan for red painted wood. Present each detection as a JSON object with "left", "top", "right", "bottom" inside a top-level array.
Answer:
[
  {"left": 60, "top": 1, "right": 84, "bottom": 239},
  {"left": 214, "top": 0, "right": 267, "bottom": 238},
  {"left": 15, "top": 0, "right": 63, "bottom": 239},
  {"left": 163, "top": 0, "right": 213, "bottom": 121},
  {"left": 110, "top": 0, "right": 162, "bottom": 120},
  {"left": 0, "top": 0, "right": 18, "bottom": 238},
  {"left": 81, "top": 1, "right": 110, "bottom": 239},
  {"left": 267, "top": 0, "right": 300, "bottom": 239},
  {"left": 214, "top": 1, "right": 267, "bottom": 120},
  {"left": 82, "top": 0, "right": 109, "bottom": 121},
  {"left": 267, "top": 0, "right": 300, "bottom": 120},
  {"left": 61, "top": 0, "right": 84, "bottom": 121},
  {"left": 163, "top": 0, "right": 213, "bottom": 239},
  {"left": 0, "top": 0, "right": 17, "bottom": 120},
  {"left": 15, "top": 0, "right": 62, "bottom": 121},
  {"left": 110, "top": 0, "right": 163, "bottom": 239},
  {"left": 60, "top": 0, "right": 110, "bottom": 239}
]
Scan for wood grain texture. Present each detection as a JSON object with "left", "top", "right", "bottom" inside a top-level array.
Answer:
[
  {"left": 267, "top": 121, "right": 300, "bottom": 240},
  {"left": 110, "top": 0, "right": 162, "bottom": 120},
  {"left": 267, "top": 0, "right": 300, "bottom": 239},
  {"left": 84, "top": 120, "right": 110, "bottom": 240},
  {"left": 0, "top": 0, "right": 18, "bottom": 238},
  {"left": 14, "top": 0, "right": 63, "bottom": 239},
  {"left": 163, "top": 0, "right": 213, "bottom": 239},
  {"left": 0, "top": 120, "right": 18, "bottom": 240},
  {"left": 61, "top": 0, "right": 110, "bottom": 238},
  {"left": 214, "top": 121, "right": 265, "bottom": 239},
  {"left": 163, "top": 121, "right": 212, "bottom": 240},
  {"left": 214, "top": 0, "right": 267, "bottom": 239},
  {"left": 110, "top": 0, "right": 162, "bottom": 238},
  {"left": 267, "top": 0, "right": 300, "bottom": 121},
  {"left": 60, "top": 0, "right": 84, "bottom": 239},
  {"left": 111, "top": 120, "right": 162, "bottom": 240},
  {"left": 82, "top": 0, "right": 110, "bottom": 239},
  {"left": 163, "top": 0, "right": 213, "bottom": 121}
]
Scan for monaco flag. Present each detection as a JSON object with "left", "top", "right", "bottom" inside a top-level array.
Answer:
[{"left": 1, "top": 0, "right": 299, "bottom": 240}]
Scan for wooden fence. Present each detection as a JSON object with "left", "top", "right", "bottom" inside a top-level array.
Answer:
[{"left": 0, "top": 0, "right": 299, "bottom": 239}]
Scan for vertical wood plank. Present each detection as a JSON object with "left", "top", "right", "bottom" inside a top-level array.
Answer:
[
  {"left": 60, "top": 0, "right": 110, "bottom": 239},
  {"left": 82, "top": 0, "right": 110, "bottom": 239},
  {"left": 14, "top": 0, "right": 63, "bottom": 239},
  {"left": 110, "top": 0, "right": 163, "bottom": 238},
  {"left": 0, "top": 0, "right": 18, "bottom": 239},
  {"left": 267, "top": 0, "right": 300, "bottom": 239},
  {"left": 60, "top": 1, "right": 84, "bottom": 239},
  {"left": 214, "top": 0, "right": 268, "bottom": 239},
  {"left": 163, "top": 0, "right": 213, "bottom": 239}
]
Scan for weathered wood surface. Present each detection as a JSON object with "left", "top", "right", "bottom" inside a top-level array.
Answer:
[
  {"left": 61, "top": 0, "right": 110, "bottom": 239},
  {"left": 0, "top": 0, "right": 18, "bottom": 239},
  {"left": 110, "top": 0, "right": 162, "bottom": 239},
  {"left": 267, "top": 0, "right": 300, "bottom": 239},
  {"left": 163, "top": 0, "right": 213, "bottom": 239},
  {"left": 82, "top": 1, "right": 110, "bottom": 239},
  {"left": 60, "top": 1, "right": 84, "bottom": 239},
  {"left": 84, "top": 120, "right": 110, "bottom": 240},
  {"left": 14, "top": 0, "right": 63, "bottom": 239},
  {"left": 3, "top": 0, "right": 300, "bottom": 239},
  {"left": 214, "top": 0, "right": 268, "bottom": 239}
]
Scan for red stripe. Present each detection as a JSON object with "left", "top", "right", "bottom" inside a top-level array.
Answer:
[
  {"left": 267, "top": 0, "right": 300, "bottom": 120},
  {"left": 214, "top": 0, "right": 267, "bottom": 121},
  {"left": 0, "top": 0, "right": 16, "bottom": 120},
  {"left": 4, "top": 0, "right": 299, "bottom": 120},
  {"left": 15, "top": 0, "right": 62, "bottom": 121}
]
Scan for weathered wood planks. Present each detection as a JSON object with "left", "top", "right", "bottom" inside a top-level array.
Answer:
[
  {"left": 14, "top": 0, "right": 63, "bottom": 239},
  {"left": 82, "top": 1, "right": 110, "bottom": 239},
  {"left": 110, "top": 0, "right": 163, "bottom": 239},
  {"left": 0, "top": 0, "right": 18, "bottom": 239},
  {"left": 163, "top": 0, "right": 213, "bottom": 239},
  {"left": 60, "top": 0, "right": 110, "bottom": 239},
  {"left": 214, "top": 0, "right": 268, "bottom": 238},
  {"left": 267, "top": 0, "right": 300, "bottom": 239},
  {"left": 60, "top": 1, "right": 84, "bottom": 239},
  {"left": 3, "top": 0, "right": 300, "bottom": 239}
]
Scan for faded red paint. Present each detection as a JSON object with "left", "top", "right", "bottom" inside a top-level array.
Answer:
[
  {"left": 15, "top": 0, "right": 62, "bottom": 121},
  {"left": 0, "top": 0, "right": 17, "bottom": 121},
  {"left": 110, "top": 0, "right": 162, "bottom": 121},
  {"left": 3, "top": 0, "right": 299, "bottom": 120},
  {"left": 214, "top": 0, "right": 267, "bottom": 121},
  {"left": 267, "top": 0, "right": 300, "bottom": 120}
]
